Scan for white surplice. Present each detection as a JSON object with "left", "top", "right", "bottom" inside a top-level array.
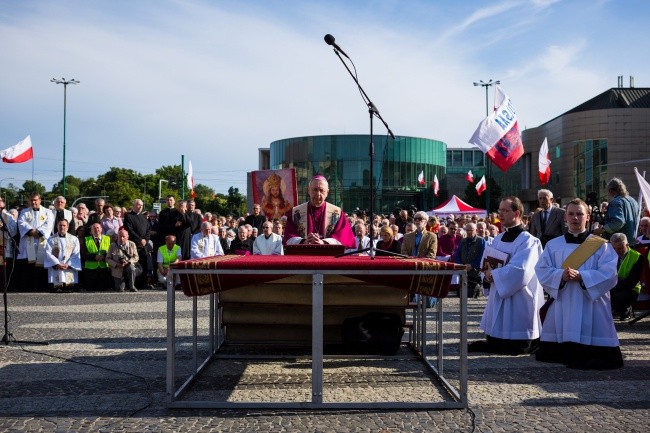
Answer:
[
  {"left": 480, "top": 230, "right": 544, "bottom": 340},
  {"left": 535, "top": 234, "right": 620, "bottom": 347},
  {"left": 44, "top": 233, "right": 81, "bottom": 286},
  {"left": 252, "top": 233, "right": 284, "bottom": 255}
]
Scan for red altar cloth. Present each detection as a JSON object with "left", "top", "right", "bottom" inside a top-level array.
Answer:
[{"left": 172, "top": 255, "right": 463, "bottom": 298}]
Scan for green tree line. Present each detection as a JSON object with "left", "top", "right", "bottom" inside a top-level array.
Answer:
[{"left": 0, "top": 165, "right": 247, "bottom": 217}]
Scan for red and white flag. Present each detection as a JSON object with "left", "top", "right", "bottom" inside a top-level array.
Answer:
[
  {"left": 187, "top": 160, "right": 196, "bottom": 198},
  {"left": 1, "top": 135, "right": 33, "bottom": 163},
  {"left": 538, "top": 137, "right": 551, "bottom": 185},
  {"left": 634, "top": 167, "right": 650, "bottom": 213},
  {"left": 417, "top": 170, "right": 425, "bottom": 185},
  {"left": 468, "top": 86, "right": 524, "bottom": 172},
  {"left": 465, "top": 170, "right": 474, "bottom": 183},
  {"left": 432, "top": 174, "right": 439, "bottom": 196},
  {"left": 475, "top": 175, "right": 487, "bottom": 196}
]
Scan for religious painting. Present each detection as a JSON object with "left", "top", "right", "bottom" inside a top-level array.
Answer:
[{"left": 251, "top": 168, "right": 297, "bottom": 220}]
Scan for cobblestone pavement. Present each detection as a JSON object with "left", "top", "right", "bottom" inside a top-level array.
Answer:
[{"left": 0, "top": 291, "right": 649, "bottom": 432}]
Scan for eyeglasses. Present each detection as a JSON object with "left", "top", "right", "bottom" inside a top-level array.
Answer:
[{"left": 413, "top": 217, "right": 425, "bottom": 221}]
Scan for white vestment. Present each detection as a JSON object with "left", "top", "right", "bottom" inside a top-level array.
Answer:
[
  {"left": 44, "top": 233, "right": 81, "bottom": 286},
  {"left": 1, "top": 210, "right": 17, "bottom": 258},
  {"left": 190, "top": 233, "right": 225, "bottom": 259},
  {"left": 480, "top": 230, "right": 544, "bottom": 340},
  {"left": 535, "top": 234, "right": 620, "bottom": 347},
  {"left": 253, "top": 233, "right": 284, "bottom": 255},
  {"left": 18, "top": 207, "right": 55, "bottom": 264}
]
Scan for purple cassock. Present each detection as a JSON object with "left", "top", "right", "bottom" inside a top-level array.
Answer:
[{"left": 283, "top": 201, "right": 356, "bottom": 248}]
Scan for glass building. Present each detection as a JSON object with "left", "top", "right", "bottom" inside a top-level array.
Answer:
[{"left": 267, "top": 135, "right": 447, "bottom": 213}]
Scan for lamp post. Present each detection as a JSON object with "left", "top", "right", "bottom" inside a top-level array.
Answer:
[
  {"left": 158, "top": 179, "right": 169, "bottom": 201},
  {"left": 473, "top": 79, "right": 500, "bottom": 212},
  {"left": 51, "top": 77, "right": 80, "bottom": 198}
]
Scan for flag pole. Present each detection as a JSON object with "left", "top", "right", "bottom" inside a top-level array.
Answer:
[
  {"left": 181, "top": 154, "right": 185, "bottom": 200},
  {"left": 473, "top": 79, "right": 500, "bottom": 214}
]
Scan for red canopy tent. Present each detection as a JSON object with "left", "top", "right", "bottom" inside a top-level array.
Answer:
[{"left": 427, "top": 195, "right": 486, "bottom": 217}]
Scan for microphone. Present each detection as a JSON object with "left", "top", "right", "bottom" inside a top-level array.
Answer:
[{"left": 324, "top": 34, "right": 350, "bottom": 59}]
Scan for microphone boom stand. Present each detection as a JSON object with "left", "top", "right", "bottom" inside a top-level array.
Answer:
[
  {"left": 327, "top": 46, "right": 406, "bottom": 260},
  {"left": 1, "top": 211, "right": 49, "bottom": 346}
]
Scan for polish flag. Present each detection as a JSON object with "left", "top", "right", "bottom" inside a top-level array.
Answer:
[
  {"left": 468, "top": 85, "right": 524, "bottom": 172},
  {"left": 475, "top": 175, "right": 487, "bottom": 196},
  {"left": 1, "top": 135, "right": 33, "bottom": 163},
  {"left": 417, "top": 170, "right": 425, "bottom": 185},
  {"left": 538, "top": 137, "right": 551, "bottom": 185},
  {"left": 187, "top": 160, "right": 196, "bottom": 198},
  {"left": 432, "top": 174, "right": 439, "bottom": 196},
  {"left": 465, "top": 170, "right": 474, "bottom": 183}
]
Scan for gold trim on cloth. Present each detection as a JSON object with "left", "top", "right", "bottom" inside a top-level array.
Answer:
[{"left": 562, "top": 235, "right": 607, "bottom": 269}]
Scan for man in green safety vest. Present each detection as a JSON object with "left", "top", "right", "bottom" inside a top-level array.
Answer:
[
  {"left": 610, "top": 233, "right": 644, "bottom": 320},
  {"left": 157, "top": 234, "right": 182, "bottom": 289},
  {"left": 81, "top": 223, "right": 111, "bottom": 291}
]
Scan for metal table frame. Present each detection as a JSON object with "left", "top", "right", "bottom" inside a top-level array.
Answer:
[{"left": 166, "top": 266, "right": 468, "bottom": 409}]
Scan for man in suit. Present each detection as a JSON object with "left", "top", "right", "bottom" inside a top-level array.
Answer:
[
  {"left": 401, "top": 211, "right": 437, "bottom": 258},
  {"left": 529, "top": 189, "right": 566, "bottom": 248}
]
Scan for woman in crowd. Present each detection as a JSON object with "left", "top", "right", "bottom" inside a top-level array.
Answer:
[
  {"left": 100, "top": 204, "right": 121, "bottom": 238},
  {"left": 375, "top": 226, "right": 401, "bottom": 256}
]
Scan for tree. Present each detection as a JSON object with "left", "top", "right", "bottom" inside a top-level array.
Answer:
[
  {"left": 95, "top": 167, "right": 144, "bottom": 208},
  {"left": 20, "top": 180, "right": 46, "bottom": 202},
  {"left": 0, "top": 182, "right": 19, "bottom": 207},
  {"left": 192, "top": 183, "right": 216, "bottom": 210},
  {"left": 51, "top": 175, "right": 83, "bottom": 201},
  {"left": 225, "top": 186, "right": 246, "bottom": 217}
]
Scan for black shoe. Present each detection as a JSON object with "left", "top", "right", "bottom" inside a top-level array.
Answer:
[
  {"left": 621, "top": 307, "right": 632, "bottom": 321},
  {"left": 468, "top": 340, "right": 489, "bottom": 353},
  {"left": 127, "top": 287, "right": 138, "bottom": 292}
]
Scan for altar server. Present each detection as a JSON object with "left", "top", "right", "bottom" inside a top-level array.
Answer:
[
  {"left": 469, "top": 196, "right": 544, "bottom": 355},
  {"left": 535, "top": 198, "right": 623, "bottom": 370}
]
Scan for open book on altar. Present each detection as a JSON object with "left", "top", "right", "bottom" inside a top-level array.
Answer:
[{"left": 481, "top": 245, "right": 509, "bottom": 271}]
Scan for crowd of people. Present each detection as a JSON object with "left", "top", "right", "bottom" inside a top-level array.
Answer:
[{"left": 1, "top": 175, "right": 647, "bottom": 370}]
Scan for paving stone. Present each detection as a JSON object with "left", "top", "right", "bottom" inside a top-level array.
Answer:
[{"left": 0, "top": 292, "right": 648, "bottom": 432}]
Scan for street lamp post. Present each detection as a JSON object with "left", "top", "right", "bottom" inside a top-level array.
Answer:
[
  {"left": 51, "top": 77, "right": 80, "bottom": 198},
  {"left": 473, "top": 79, "right": 500, "bottom": 213},
  {"left": 158, "top": 179, "right": 169, "bottom": 201}
]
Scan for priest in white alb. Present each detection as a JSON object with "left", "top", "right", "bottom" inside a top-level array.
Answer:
[
  {"left": 253, "top": 221, "right": 284, "bottom": 255},
  {"left": 44, "top": 219, "right": 82, "bottom": 290},
  {"left": 190, "top": 221, "right": 224, "bottom": 259},
  {"left": 17, "top": 192, "right": 55, "bottom": 291}
]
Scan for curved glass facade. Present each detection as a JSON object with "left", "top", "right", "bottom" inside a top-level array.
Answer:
[{"left": 269, "top": 135, "right": 446, "bottom": 213}]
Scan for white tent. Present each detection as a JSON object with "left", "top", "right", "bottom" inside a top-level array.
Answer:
[{"left": 427, "top": 195, "right": 486, "bottom": 217}]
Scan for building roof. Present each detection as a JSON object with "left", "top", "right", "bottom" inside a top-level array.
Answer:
[{"left": 564, "top": 87, "right": 650, "bottom": 114}]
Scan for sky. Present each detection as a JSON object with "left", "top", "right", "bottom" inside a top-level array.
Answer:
[{"left": 0, "top": 0, "right": 648, "bottom": 197}]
